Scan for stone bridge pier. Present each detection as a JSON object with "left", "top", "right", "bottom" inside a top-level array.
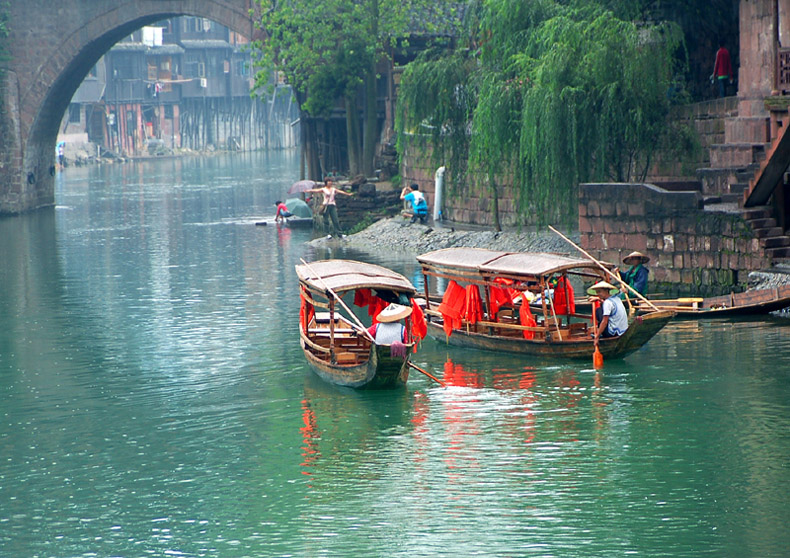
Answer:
[{"left": 0, "top": 0, "right": 259, "bottom": 215}]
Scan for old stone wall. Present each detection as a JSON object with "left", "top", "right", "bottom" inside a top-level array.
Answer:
[
  {"left": 400, "top": 141, "right": 523, "bottom": 227},
  {"left": 580, "top": 183, "right": 770, "bottom": 296}
]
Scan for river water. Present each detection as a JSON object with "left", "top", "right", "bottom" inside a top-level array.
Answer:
[{"left": 1, "top": 151, "right": 789, "bottom": 557}]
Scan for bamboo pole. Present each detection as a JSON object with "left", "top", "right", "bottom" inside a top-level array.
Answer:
[
  {"left": 548, "top": 225, "right": 661, "bottom": 312},
  {"left": 299, "top": 259, "right": 376, "bottom": 343}
]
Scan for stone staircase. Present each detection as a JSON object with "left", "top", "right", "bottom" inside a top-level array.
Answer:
[{"left": 697, "top": 98, "right": 790, "bottom": 265}]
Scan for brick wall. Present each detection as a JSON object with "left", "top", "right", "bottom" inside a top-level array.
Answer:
[{"left": 580, "top": 182, "right": 770, "bottom": 296}]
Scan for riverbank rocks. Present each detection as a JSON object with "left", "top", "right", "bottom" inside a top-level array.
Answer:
[{"left": 311, "top": 217, "right": 580, "bottom": 255}]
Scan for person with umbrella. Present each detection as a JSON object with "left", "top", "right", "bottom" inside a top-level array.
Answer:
[{"left": 307, "top": 177, "right": 353, "bottom": 238}]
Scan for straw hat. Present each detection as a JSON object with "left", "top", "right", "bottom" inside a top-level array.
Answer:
[
  {"left": 622, "top": 251, "right": 650, "bottom": 266},
  {"left": 376, "top": 303, "right": 413, "bottom": 323},
  {"left": 587, "top": 281, "right": 618, "bottom": 296}
]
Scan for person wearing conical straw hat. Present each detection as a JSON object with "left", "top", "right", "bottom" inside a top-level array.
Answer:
[
  {"left": 588, "top": 281, "right": 629, "bottom": 345},
  {"left": 619, "top": 251, "right": 650, "bottom": 297},
  {"left": 367, "top": 303, "right": 412, "bottom": 344}
]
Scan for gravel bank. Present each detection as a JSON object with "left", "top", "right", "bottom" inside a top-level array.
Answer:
[{"left": 311, "top": 217, "right": 580, "bottom": 255}]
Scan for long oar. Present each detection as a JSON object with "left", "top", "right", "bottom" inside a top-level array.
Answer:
[
  {"left": 299, "top": 258, "right": 376, "bottom": 343},
  {"left": 548, "top": 226, "right": 660, "bottom": 312},
  {"left": 407, "top": 361, "right": 445, "bottom": 387},
  {"left": 591, "top": 299, "right": 604, "bottom": 369}
]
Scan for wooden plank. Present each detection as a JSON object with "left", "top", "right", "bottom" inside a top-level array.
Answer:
[{"left": 300, "top": 331, "right": 331, "bottom": 353}]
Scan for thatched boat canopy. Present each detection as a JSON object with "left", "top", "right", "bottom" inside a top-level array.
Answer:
[{"left": 296, "top": 259, "right": 417, "bottom": 296}]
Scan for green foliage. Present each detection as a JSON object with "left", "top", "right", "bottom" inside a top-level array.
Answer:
[{"left": 396, "top": 0, "right": 688, "bottom": 226}]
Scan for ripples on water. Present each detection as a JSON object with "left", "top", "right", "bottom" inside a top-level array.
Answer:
[{"left": 1, "top": 155, "right": 789, "bottom": 557}]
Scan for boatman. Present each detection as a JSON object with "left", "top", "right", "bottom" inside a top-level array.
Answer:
[
  {"left": 590, "top": 281, "right": 629, "bottom": 343},
  {"left": 368, "top": 303, "right": 412, "bottom": 344},
  {"left": 619, "top": 251, "right": 650, "bottom": 297}
]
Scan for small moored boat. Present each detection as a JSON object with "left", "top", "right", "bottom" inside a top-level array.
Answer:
[
  {"left": 416, "top": 248, "right": 674, "bottom": 360},
  {"left": 295, "top": 259, "right": 425, "bottom": 388},
  {"left": 637, "top": 284, "right": 790, "bottom": 317}
]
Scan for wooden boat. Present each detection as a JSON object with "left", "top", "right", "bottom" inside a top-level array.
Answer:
[
  {"left": 295, "top": 259, "right": 419, "bottom": 388},
  {"left": 636, "top": 284, "right": 790, "bottom": 317},
  {"left": 416, "top": 248, "right": 675, "bottom": 360}
]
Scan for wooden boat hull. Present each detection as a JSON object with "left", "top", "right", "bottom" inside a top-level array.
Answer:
[
  {"left": 301, "top": 340, "right": 410, "bottom": 389},
  {"left": 640, "top": 285, "right": 790, "bottom": 317},
  {"left": 426, "top": 310, "right": 674, "bottom": 360}
]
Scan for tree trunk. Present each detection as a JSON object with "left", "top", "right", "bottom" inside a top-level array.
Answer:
[
  {"left": 345, "top": 92, "right": 361, "bottom": 175},
  {"left": 362, "top": 0, "right": 379, "bottom": 177},
  {"left": 491, "top": 178, "right": 502, "bottom": 232}
]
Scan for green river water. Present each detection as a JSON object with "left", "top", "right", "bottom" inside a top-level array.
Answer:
[{"left": 1, "top": 151, "right": 789, "bottom": 557}]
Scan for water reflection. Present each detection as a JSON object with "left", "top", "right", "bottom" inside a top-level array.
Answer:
[{"left": 1, "top": 154, "right": 790, "bottom": 557}]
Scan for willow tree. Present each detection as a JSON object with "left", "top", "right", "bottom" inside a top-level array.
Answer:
[
  {"left": 252, "top": 0, "right": 460, "bottom": 179},
  {"left": 513, "top": 8, "right": 688, "bottom": 222},
  {"left": 396, "top": 0, "right": 691, "bottom": 226}
]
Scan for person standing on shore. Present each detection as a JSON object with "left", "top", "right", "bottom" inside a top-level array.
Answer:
[
  {"left": 712, "top": 39, "right": 732, "bottom": 98},
  {"left": 308, "top": 178, "right": 353, "bottom": 238}
]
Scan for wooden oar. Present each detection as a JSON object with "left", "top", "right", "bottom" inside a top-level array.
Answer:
[
  {"left": 407, "top": 361, "right": 445, "bottom": 387},
  {"left": 591, "top": 299, "right": 604, "bottom": 369},
  {"left": 548, "top": 226, "right": 661, "bottom": 312},
  {"left": 299, "top": 258, "right": 376, "bottom": 343}
]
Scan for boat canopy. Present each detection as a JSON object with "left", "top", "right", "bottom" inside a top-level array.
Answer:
[
  {"left": 296, "top": 259, "right": 417, "bottom": 296},
  {"left": 417, "top": 247, "right": 613, "bottom": 281}
]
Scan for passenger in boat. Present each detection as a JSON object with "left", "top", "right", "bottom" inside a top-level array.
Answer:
[
  {"left": 367, "top": 303, "right": 412, "bottom": 344},
  {"left": 274, "top": 200, "right": 292, "bottom": 223},
  {"left": 619, "top": 251, "right": 650, "bottom": 297},
  {"left": 590, "top": 281, "right": 629, "bottom": 343}
]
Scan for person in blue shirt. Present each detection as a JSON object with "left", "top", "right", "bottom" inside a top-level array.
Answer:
[
  {"left": 619, "top": 251, "right": 650, "bottom": 297},
  {"left": 400, "top": 183, "right": 429, "bottom": 224}
]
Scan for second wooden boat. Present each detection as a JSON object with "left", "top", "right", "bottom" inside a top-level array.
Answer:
[
  {"left": 295, "top": 259, "right": 422, "bottom": 389},
  {"left": 417, "top": 248, "right": 674, "bottom": 360}
]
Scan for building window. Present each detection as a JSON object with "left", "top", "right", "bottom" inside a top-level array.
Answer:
[{"left": 69, "top": 104, "right": 81, "bottom": 123}]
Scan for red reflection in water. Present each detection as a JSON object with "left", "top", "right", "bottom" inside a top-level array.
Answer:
[
  {"left": 442, "top": 358, "right": 484, "bottom": 388},
  {"left": 300, "top": 398, "right": 320, "bottom": 476},
  {"left": 276, "top": 224, "right": 291, "bottom": 246}
]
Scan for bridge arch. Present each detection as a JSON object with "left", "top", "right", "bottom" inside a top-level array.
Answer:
[{"left": 3, "top": 0, "right": 260, "bottom": 214}]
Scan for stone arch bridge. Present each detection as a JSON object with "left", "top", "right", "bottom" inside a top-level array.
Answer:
[{"left": 1, "top": 0, "right": 261, "bottom": 215}]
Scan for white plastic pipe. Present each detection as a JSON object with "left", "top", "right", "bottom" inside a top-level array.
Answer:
[{"left": 433, "top": 166, "right": 445, "bottom": 221}]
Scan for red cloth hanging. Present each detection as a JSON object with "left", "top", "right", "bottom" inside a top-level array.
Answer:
[
  {"left": 488, "top": 286, "right": 511, "bottom": 317},
  {"left": 553, "top": 276, "right": 575, "bottom": 316},
  {"left": 518, "top": 301, "right": 536, "bottom": 340},
  {"left": 369, "top": 297, "right": 388, "bottom": 324},
  {"left": 410, "top": 299, "right": 427, "bottom": 341},
  {"left": 464, "top": 284, "right": 483, "bottom": 324},
  {"left": 437, "top": 280, "right": 466, "bottom": 337},
  {"left": 354, "top": 288, "right": 372, "bottom": 308},
  {"left": 300, "top": 290, "right": 314, "bottom": 332}
]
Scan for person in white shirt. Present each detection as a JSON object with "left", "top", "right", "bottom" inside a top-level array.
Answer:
[{"left": 589, "top": 281, "right": 629, "bottom": 345}]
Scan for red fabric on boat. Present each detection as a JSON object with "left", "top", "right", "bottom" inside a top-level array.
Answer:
[
  {"left": 369, "top": 297, "right": 388, "bottom": 324},
  {"left": 410, "top": 299, "right": 427, "bottom": 341},
  {"left": 300, "top": 290, "right": 314, "bottom": 333},
  {"left": 518, "top": 302, "right": 536, "bottom": 340},
  {"left": 437, "top": 280, "right": 466, "bottom": 337},
  {"left": 464, "top": 284, "right": 483, "bottom": 325},
  {"left": 553, "top": 276, "right": 575, "bottom": 315},
  {"left": 354, "top": 288, "right": 372, "bottom": 308},
  {"left": 488, "top": 286, "right": 511, "bottom": 317}
]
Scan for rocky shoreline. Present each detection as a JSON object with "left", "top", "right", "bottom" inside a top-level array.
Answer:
[
  {"left": 311, "top": 216, "right": 790, "bottom": 293},
  {"left": 313, "top": 217, "right": 580, "bottom": 255}
]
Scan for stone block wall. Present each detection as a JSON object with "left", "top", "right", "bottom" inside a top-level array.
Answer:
[
  {"left": 400, "top": 141, "right": 523, "bottom": 227},
  {"left": 580, "top": 182, "right": 770, "bottom": 296}
]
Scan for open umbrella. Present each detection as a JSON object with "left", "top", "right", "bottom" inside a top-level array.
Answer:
[
  {"left": 288, "top": 179, "right": 316, "bottom": 194},
  {"left": 284, "top": 198, "right": 312, "bottom": 218}
]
